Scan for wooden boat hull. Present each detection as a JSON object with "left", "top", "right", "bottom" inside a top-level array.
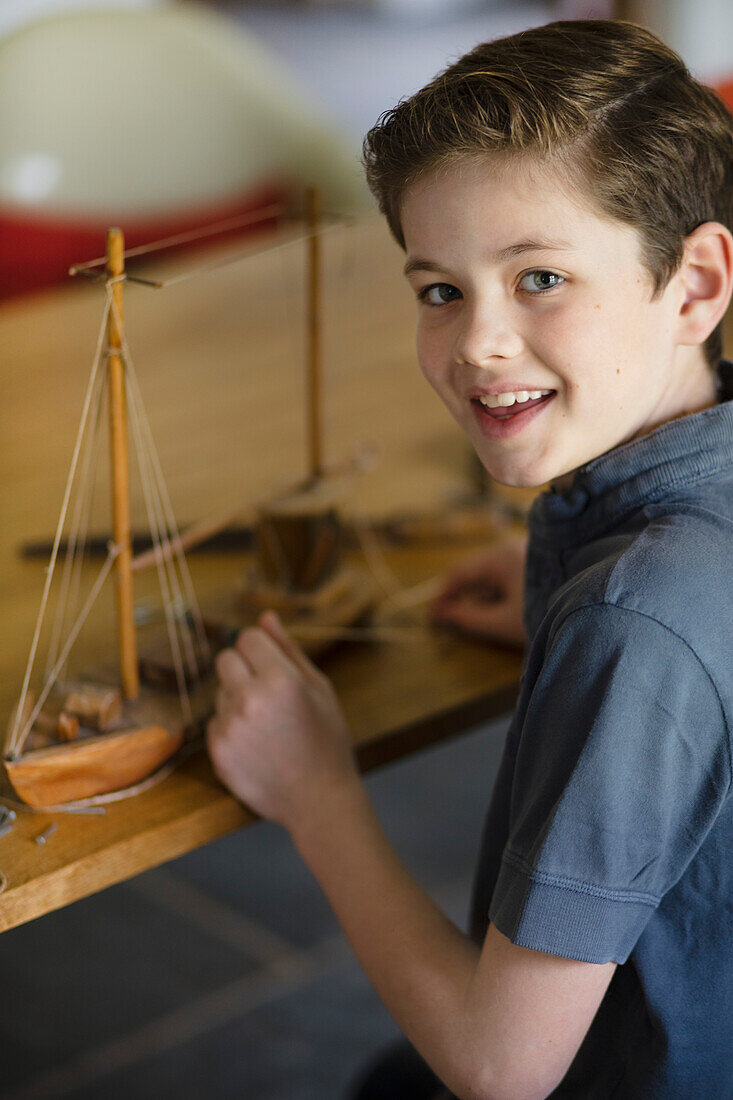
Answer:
[{"left": 4, "top": 724, "right": 184, "bottom": 808}]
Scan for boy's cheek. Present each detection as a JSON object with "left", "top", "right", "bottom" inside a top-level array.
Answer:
[
  {"left": 417, "top": 353, "right": 457, "bottom": 403},
  {"left": 416, "top": 336, "right": 448, "bottom": 389}
]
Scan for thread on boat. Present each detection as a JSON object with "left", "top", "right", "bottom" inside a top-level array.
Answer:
[{"left": 8, "top": 300, "right": 112, "bottom": 759}]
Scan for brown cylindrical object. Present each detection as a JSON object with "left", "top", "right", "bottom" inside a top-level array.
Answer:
[
  {"left": 255, "top": 505, "right": 341, "bottom": 593},
  {"left": 106, "top": 227, "right": 139, "bottom": 700}
]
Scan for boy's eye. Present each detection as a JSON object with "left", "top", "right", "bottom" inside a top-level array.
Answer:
[
  {"left": 417, "top": 283, "right": 462, "bottom": 306},
  {"left": 518, "top": 270, "right": 565, "bottom": 293}
]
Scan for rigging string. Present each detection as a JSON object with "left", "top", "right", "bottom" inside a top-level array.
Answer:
[
  {"left": 70, "top": 203, "right": 286, "bottom": 271},
  {"left": 13, "top": 544, "right": 121, "bottom": 755},
  {"left": 7, "top": 299, "right": 112, "bottom": 759},
  {"left": 125, "top": 357, "right": 194, "bottom": 719},
  {"left": 117, "top": 321, "right": 211, "bottom": 666},
  {"left": 148, "top": 221, "right": 347, "bottom": 290},
  {"left": 64, "top": 390, "right": 107, "bottom": 675},
  {"left": 44, "top": 361, "right": 106, "bottom": 681},
  {"left": 108, "top": 290, "right": 194, "bottom": 724},
  {"left": 125, "top": 357, "right": 194, "bottom": 695}
]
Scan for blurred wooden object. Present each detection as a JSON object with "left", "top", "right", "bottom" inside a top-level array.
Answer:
[{"left": 223, "top": 189, "right": 378, "bottom": 642}]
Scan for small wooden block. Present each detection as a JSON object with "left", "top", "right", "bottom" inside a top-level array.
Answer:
[
  {"left": 64, "top": 687, "right": 122, "bottom": 731},
  {"left": 56, "top": 712, "right": 80, "bottom": 741}
]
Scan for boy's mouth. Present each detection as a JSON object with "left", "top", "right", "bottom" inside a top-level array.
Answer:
[{"left": 471, "top": 390, "right": 556, "bottom": 420}]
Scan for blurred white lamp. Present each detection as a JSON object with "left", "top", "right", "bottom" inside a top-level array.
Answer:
[{"left": 0, "top": 4, "right": 365, "bottom": 297}]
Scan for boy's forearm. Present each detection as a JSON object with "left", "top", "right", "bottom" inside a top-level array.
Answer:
[{"left": 290, "top": 774, "right": 485, "bottom": 1099}]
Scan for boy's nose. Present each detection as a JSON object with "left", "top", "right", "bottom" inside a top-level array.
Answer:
[{"left": 453, "top": 308, "right": 523, "bottom": 366}]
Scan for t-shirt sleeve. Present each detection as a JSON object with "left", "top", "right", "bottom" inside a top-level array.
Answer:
[{"left": 489, "top": 603, "right": 730, "bottom": 964}]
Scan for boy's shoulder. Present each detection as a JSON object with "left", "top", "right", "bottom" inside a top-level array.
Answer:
[{"left": 547, "top": 477, "right": 732, "bottom": 702}]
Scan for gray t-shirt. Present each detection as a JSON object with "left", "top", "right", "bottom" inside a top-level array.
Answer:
[{"left": 470, "top": 363, "right": 733, "bottom": 1098}]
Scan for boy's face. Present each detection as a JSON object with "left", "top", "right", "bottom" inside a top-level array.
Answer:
[{"left": 401, "top": 156, "right": 714, "bottom": 487}]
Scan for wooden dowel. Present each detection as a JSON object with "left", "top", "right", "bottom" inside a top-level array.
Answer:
[
  {"left": 106, "top": 228, "right": 139, "bottom": 700},
  {"left": 130, "top": 509, "right": 244, "bottom": 572},
  {"left": 305, "top": 187, "right": 323, "bottom": 479}
]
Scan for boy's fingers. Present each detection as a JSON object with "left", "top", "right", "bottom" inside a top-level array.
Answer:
[
  {"left": 439, "top": 559, "right": 498, "bottom": 593},
  {"left": 215, "top": 684, "right": 245, "bottom": 720},
  {"left": 433, "top": 598, "right": 523, "bottom": 644},
  {"left": 237, "top": 623, "right": 299, "bottom": 677},
  {"left": 259, "top": 611, "right": 321, "bottom": 681},
  {"left": 436, "top": 553, "right": 514, "bottom": 600},
  {"left": 432, "top": 583, "right": 503, "bottom": 617},
  {"left": 216, "top": 646, "right": 252, "bottom": 688}
]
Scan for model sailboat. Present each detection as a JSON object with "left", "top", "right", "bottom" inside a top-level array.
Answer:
[
  {"left": 3, "top": 228, "right": 210, "bottom": 809},
  {"left": 4, "top": 193, "right": 376, "bottom": 808}
]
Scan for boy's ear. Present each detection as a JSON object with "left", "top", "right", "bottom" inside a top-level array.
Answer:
[{"left": 676, "top": 222, "right": 733, "bottom": 347}]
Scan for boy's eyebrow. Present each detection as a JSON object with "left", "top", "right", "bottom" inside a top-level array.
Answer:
[
  {"left": 403, "top": 238, "right": 573, "bottom": 278},
  {"left": 403, "top": 258, "right": 449, "bottom": 277},
  {"left": 495, "top": 238, "right": 573, "bottom": 260}
]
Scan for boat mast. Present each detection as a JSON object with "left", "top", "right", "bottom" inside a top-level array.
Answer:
[
  {"left": 106, "top": 227, "right": 139, "bottom": 699},
  {"left": 305, "top": 187, "right": 323, "bottom": 481}
]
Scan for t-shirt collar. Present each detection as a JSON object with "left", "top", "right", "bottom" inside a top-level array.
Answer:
[{"left": 528, "top": 359, "right": 733, "bottom": 548}]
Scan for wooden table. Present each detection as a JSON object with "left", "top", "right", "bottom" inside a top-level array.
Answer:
[{"left": 0, "top": 217, "right": 524, "bottom": 933}]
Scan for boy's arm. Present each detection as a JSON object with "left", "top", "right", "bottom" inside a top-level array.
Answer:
[
  {"left": 207, "top": 615, "right": 615, "bottom": 1100},
  {"left": 293, "top": 778, "right": 616, "bottom": 1100}
]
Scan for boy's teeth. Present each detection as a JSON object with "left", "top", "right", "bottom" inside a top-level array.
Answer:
[{"left": 478, "top": 389, "right": 551, "bottom": 409}]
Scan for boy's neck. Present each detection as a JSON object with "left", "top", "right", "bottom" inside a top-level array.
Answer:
[{"left": 550, "top": 351, "right": 720, "bottom": 495}]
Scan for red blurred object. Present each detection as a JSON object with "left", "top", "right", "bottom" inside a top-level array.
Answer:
[
  {"left": 0, "top": 182, "right": 289, "bottom": 300},
  {"left": 715, "top": 79, "right": 733, "bottom": 112}
]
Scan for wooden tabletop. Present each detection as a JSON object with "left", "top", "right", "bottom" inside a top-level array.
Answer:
[{"left": 0, "top": 217, "right": 524, "bottom": 933}]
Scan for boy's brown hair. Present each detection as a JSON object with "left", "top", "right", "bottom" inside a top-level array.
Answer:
[{"left": 363, "top": 19, "right": 733, "bottom": 366}]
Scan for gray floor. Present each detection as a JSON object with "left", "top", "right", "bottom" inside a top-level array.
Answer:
[{"left": 0, "top": 716, "right": 509, "bottom": 1100}]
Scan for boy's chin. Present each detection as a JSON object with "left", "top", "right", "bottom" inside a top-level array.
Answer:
[
  {"left": 490, "top": 472, "right": 544, "bottom": 489},
  {"left": 480, "top": 460, "right": 551, "bottom": 490},
  {"left": 478, "top": 446, "right": 580, "bottom": 490}
]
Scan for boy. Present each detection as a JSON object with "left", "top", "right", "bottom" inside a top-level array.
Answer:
[{"left": 207, "top": 20, "right": 733, "bottom": 1098}]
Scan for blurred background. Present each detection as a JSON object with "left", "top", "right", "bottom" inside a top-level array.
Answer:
[
  {"left": 3, "top": 0, "right": 732, "bottom": 303},
  {"left": 1, "top": 3, "right": 731, "bottom": 1098}
]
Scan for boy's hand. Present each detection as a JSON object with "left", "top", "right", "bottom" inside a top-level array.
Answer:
[
  {"left": 206, "top": 611, "right": 359, "bottom": 833},
  {"left": 431, "top": 533, "right": 528, "bottom": 647}
]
